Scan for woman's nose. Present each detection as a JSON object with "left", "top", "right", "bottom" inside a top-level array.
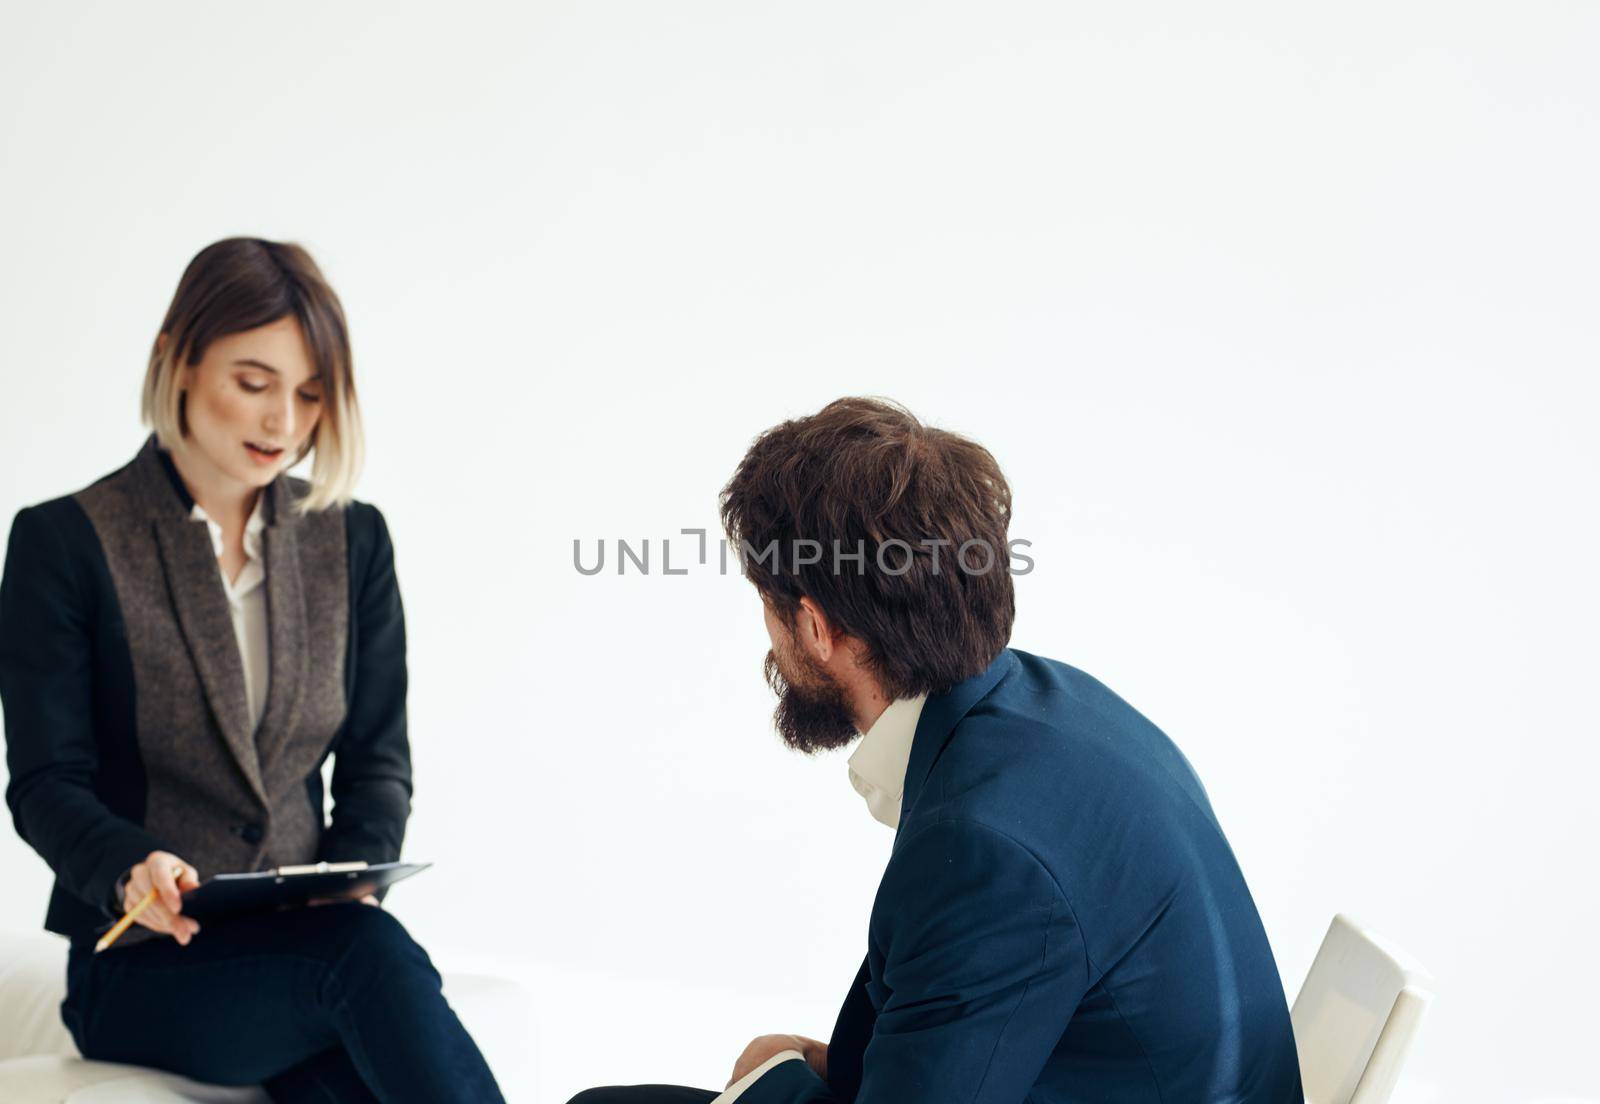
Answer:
[{"left": 262, "top": 393, "right": 296, "bottom": 438}]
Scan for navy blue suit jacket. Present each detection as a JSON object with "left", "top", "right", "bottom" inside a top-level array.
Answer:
[{"left": 743, "top": 648, "right": 1303, "bottom": 1103}]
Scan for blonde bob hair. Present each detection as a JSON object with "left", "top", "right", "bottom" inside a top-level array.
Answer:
[{"left": 141, "top": 238, "right": 364, "bottom": 513}]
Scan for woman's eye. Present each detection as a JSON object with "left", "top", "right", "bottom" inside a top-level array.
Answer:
[
  {"left": 238, "top": 380, "right": 267, "bottom": 394},
  {"left": 298, "top": 391, "right": 323, "bottom": 404}
]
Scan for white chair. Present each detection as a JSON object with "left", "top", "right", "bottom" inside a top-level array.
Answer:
[{"left": 1292, "top": 913, "right": 1435, "bottom": 1104}]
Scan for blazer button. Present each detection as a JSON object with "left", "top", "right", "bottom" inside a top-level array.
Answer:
[{"left": 239, "top": 824, "right": 264, "bottom": 844}]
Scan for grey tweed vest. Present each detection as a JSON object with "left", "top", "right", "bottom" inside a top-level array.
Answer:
[{"left": 74, "top": 438, "right": 348, "bottom": 944}]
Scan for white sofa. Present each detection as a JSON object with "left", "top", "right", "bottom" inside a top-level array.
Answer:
[{"left": 0, "top": 934, "right": 532, "bottom": 1103}]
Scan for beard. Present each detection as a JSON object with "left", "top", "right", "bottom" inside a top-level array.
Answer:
[{"left": 763, "top": 647, "right": 860, "bottom": 754}]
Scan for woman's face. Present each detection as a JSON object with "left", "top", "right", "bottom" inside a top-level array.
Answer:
[{"left": 176, "top": 316, "right": 324, "bottom": 492}]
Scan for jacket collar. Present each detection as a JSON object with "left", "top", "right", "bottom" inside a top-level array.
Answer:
[{"left": 899, "top": 648, "right": 1019, "bottom": 823}]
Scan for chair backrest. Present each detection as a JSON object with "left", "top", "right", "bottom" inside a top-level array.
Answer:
[{"left": 1291, "top": 914, "right": 1434, "bottom": 1104}]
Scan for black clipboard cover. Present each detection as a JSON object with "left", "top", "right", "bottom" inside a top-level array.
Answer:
[{"left": 179, "top": 861, "right": 432, "bottom": 923}]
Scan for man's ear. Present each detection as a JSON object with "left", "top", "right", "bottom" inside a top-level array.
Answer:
[{"left": 795, "top": 596, "right": 837, "bottom": 663}]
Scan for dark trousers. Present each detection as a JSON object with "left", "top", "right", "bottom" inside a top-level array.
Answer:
[
  {"left": 568, "top": 1089, "right": 716, "bottom": 1103},
  {"left": 62, "top": 901, "right": 505, "bottom": 1103}
]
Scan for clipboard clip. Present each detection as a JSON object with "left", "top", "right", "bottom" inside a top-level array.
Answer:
[{"left": 274, "top": 861, "right": 371, "bottom": 876}]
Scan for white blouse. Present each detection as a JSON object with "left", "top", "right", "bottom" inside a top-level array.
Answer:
[{"left": 190, "top": 495, "right": 269, "bottom": 733}]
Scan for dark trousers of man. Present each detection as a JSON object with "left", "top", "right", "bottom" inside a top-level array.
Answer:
[{"left": 62, "top": 901, "right": 505, "bottom": 1103}]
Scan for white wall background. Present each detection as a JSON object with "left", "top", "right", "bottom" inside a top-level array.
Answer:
[{"left": 3, "top": 2, "right": 1596, "bottom": 1101}]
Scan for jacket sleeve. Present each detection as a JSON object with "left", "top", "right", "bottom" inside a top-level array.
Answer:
[
  {"left": 0, "top": 505, "right": 165, "bottom": 917},
  {"left": 317, "top": 504, "right": 413, "bottom": 868},
  {"left": 735, "top": 819, "right": 1089, "bottom": 1104}
]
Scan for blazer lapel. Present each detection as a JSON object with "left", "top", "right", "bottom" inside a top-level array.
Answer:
[
  {"left": 131, "top": 435, "right": 299, "bottom": 808},
  {"left": 253, "top": 476, "right": 308, "bottom": 777},
  {"left": 149, "top": 504, "right": 268, "bottom": 808}
]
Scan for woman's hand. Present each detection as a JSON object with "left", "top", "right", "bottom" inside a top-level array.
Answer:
[{"left": 121, "top": 851, "right": 202, "bottom": 945}]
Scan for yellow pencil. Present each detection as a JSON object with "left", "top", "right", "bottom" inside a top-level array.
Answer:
[{"left": 95, "top": 866, "right": 186, "bottom": 953}]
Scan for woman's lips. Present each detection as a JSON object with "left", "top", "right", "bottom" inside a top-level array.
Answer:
[{"left": 245, "top": 441, "right": 284, "bottom": 464}]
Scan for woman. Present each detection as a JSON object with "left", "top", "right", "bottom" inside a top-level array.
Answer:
[{"left": 0, "top": 238, "right": 504, "bottom": 1102}]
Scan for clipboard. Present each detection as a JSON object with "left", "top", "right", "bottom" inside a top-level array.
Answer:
[{"left": 179, "top": 861, "right": 431, "bottom": 923}]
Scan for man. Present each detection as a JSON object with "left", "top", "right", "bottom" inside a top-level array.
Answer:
[{"left": 571, "top": 397, "right": 1303, "bottom": 1103}]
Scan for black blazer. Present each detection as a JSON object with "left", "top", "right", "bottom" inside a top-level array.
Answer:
[{"left": 0, "top": 436, "right": 411, "bottom": 947}]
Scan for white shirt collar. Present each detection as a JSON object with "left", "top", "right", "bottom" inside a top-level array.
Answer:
[
  {"left": 847, "top": 694, "right": 928, "bottom": 829},
  {"left": 190, "top": 494, "right": 268, "bottom": 602},
  {"left": 189, "top": 494, "right": 267, "bottom": 562}
]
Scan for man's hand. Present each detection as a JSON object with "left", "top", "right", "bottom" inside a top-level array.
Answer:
[
  {"left": 121, "top": 851, "right": 202, "bottom": 945},
  {"left": 728, "top": 1034, "right": 827, "bottom": 1087}
]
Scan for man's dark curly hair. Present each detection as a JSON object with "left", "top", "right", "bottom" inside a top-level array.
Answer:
[{"left": 720, "top": 397, "right": 1015, "bottom": 698}]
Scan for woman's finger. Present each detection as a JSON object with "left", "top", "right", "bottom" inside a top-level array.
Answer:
[
  {"left": 137, "top": 904, "right": 199, "bottom": 943},
  {"left": 134, "top": 900, "right": 175, "bottom": 933},
  {"left": 151, "top": 862, "right": 183, "bottom": 913}
]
